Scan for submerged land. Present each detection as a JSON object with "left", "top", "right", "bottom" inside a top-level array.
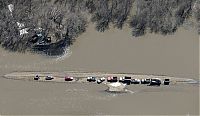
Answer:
[{"left": 4, "top": 71, "right": 198, "bottom": 84}]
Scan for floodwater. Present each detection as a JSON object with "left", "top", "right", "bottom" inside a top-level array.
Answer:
[{"left": 0, "top": 24, "right": 199, "bottom": 115}]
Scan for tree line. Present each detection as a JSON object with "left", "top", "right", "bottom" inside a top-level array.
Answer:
[{"left": 0, "top": 0, "right": 198, "bottom": 53}]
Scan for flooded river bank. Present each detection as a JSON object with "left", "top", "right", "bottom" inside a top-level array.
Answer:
[{"left": 0, "top": 24, "right": 199, "bottom": 115}]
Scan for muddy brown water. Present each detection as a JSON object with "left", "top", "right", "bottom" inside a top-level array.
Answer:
[{"left": 0, "top": 24, "right": 199, "bottom": 115}]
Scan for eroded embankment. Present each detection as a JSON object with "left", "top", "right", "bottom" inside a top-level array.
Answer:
[{"left": 3, "top": 71, "right": 198, "bottom": 84}]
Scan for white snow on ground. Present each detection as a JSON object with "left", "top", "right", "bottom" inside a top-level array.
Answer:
[
  {"left": 16, "top": 22, "right": 28, "bottom": 35},
  {"left": 7, "top": 4, "right": 29, "bottom": 36},
  {"left": 19, "top": 28, "right": 28, "bottom": 35},
  {"left": 8, "top": 4, "right": 14, "bottom": 13},
  {"left": 17, "top": 22, "right": 25, "bottom": 29}
]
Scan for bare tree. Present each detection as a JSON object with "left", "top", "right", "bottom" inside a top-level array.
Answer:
[
  {"left": 130, "top": 0, "right": 195, "bottom": 36},
  {"left": 0, "top": 0, "right": 198, "bottom": 54}
]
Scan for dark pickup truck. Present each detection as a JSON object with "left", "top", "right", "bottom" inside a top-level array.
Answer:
[
  {"left": 123, "top": 76, "right": 132, "bottom": 85},
  {"left": 149, "top": 79, "right": 161, "bottom": 86},
  {"left": 131, "top": 79, "right": 140, "bottom": 84},
  {"left": 164, "top": 79, "right": 170, "bottom": 85}
]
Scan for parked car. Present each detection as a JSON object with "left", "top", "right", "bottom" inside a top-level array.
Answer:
[
  {"left": 100, "top": 77, "right": 105, "bottom": 82},
  {"left": 97, "top": 77, "right": 106, "bottom": 84},
  {"left": 131, "top": 79, "right": 140, "bottom": 84},
  {"left": 34, "top": 75, "right": 40, "bottom": 80},
  {"left": 141, "top": 78, "right": 151, "bottom": 84},
  {"left": 164, "top": 79, "right": 170, "bottom": 85},
  {"left": 97, "top": 79, "right": 102, "bottom": 84},
  {"left": 123, "top": 76, "right": 132, "bottom": 85},
  {"left": 65, "top": 76, "right": 74, "bottom": 81},
  {"left": 45, "top": 76, "right": 54, "bottom": 80},
  {"left": 149, "top": 78, "right": 161, "bottom": 86},
  {"left": 87, "top": 77, "right": 96, "bottom": 82},
  {"left": 107, "top": 76, "right": 118, "bottom": 82}
]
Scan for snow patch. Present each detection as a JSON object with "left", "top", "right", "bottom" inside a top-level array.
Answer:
[
  {"left": 8, "top": 4, "right": 14, "bottom": 13},
  {"left": 19, "top": 28, "right": 29, "bottom": 35},
  {"left": 17, "top": 22, "right": 25, "bottom": 29}
]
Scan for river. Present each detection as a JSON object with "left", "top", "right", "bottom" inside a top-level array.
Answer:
[{"left": 0, "top": 24, "right": 199, "bottom": 115}]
